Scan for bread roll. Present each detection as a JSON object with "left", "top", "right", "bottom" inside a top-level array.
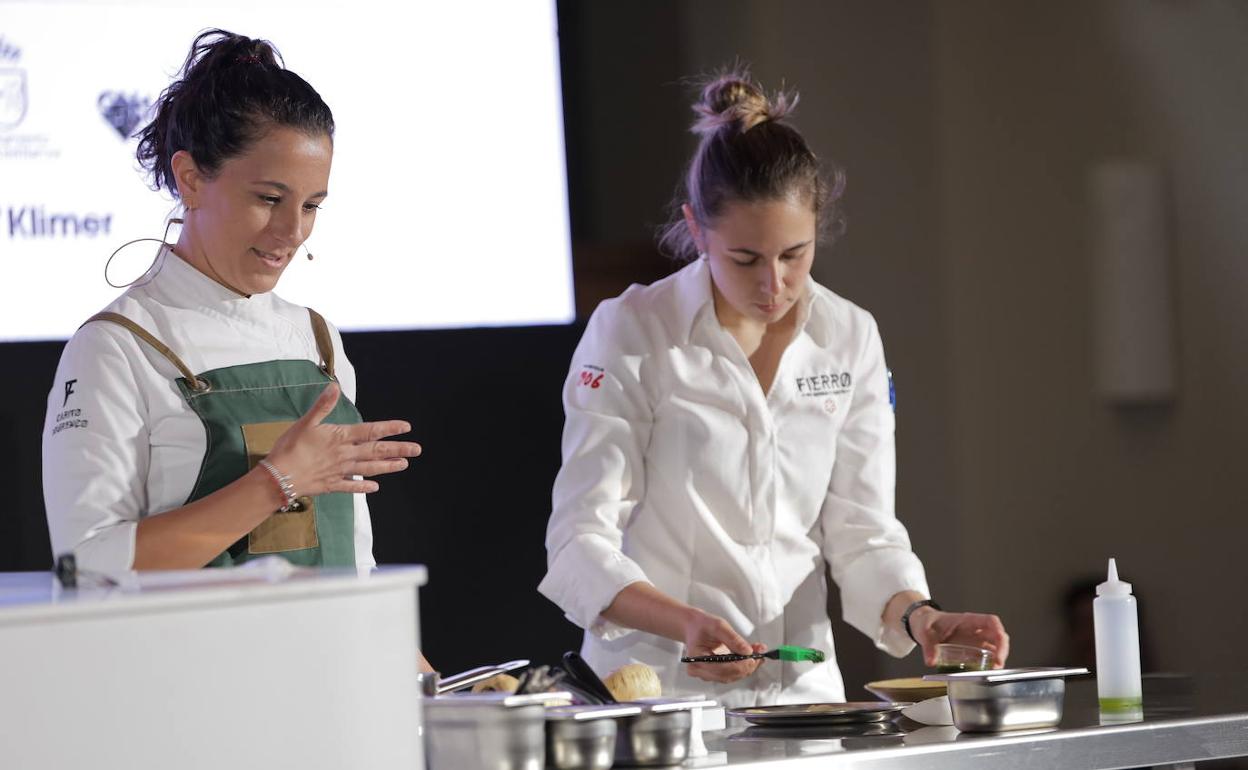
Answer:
[
  {"left": 604, "top": 662, "right": 661, "bottom": 701},
  {"left": 471, "top": 673, "right": 520, "bottom": 693}
]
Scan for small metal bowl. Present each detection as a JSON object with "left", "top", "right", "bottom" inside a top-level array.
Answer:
[
  {"left": 545, "top": 705, "right": 640, "bottom": 770},
  {"left": 614, "top": 707, "right": 692, "bottom": 767},
  {"left": 424, "top": 693, "right": 548, "bottom": 770},
  {"left": 924, "top": 667, "right": 1089, "bottom": 733}
]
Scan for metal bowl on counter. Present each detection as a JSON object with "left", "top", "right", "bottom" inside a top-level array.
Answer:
[
  {"left": 546, "top": 704, "right": 640, "bottom": 770},
  {"left": 613, "top": 706, "right": 692, "bottom": 767},
  {"left": 424, "top": 692, "right": 570, "bottom": 770},
  {"left": 544, "top": 700, "right": 708, "bottom": 769},
  {"left": 606, "top": 698, "right": 713, "bottom": 767},
  {"left": 923, "top": 667, "right": 1089, "bottom": 733}
]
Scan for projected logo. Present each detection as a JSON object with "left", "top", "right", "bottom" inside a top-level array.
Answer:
[
  {"left": 0, "top": 36, "right": 26, "bottom": 130},
  {"left": 98, "top": 91, "right": 151, "bottom": 140}
]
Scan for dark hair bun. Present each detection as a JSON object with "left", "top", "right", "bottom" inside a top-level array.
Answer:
[
  {"left": 692, "top": 71, "right": 797, "bottom": 135},
  {"left": 136, "top": 28, "right": 334, "bottom": 197}
]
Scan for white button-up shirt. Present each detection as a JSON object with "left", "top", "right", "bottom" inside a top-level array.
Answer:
[
  {"left": 42, "top": 249, "right": 375, "bottom": 573},
  {"left": 539, "top": 258, "right": 928, "bottom": 707}
]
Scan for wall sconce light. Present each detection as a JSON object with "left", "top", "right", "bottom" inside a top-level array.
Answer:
[{"left": 1089, "top": 159, "right": 1177, "bottom": 406}]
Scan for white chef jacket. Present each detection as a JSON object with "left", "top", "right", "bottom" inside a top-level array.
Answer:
[
  {"left": 42, "top": 248, "right": 375, "bottom": 573},
  {"left": 539, "top": 258, "right": 929, "bottom": 707}
]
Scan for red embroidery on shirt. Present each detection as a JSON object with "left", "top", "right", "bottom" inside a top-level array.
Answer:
[{"left": 578, "top": 365, "right": 605, "bottom": 389}]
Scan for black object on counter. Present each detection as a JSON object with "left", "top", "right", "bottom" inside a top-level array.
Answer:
[
  {"left": 560, "top": 651, "right": 618, "bottom": 704},
  {"left": 54, "top": 553, "right": 77, "bottom": 588}
]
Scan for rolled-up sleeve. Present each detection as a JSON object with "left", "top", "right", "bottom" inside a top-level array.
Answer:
[
  {"left": 42, "top": 325, "right": 150, "bottom": 574},
  {"left": 538, "top": 299, "right": 654, "bottom": 638},
  {"left": 820, "top": 316, "right": 929, "bottom": 657}
]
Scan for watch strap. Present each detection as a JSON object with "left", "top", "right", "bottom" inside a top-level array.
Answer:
[{"left": 901, "top": 598, "right": 941, "bottom": 644}]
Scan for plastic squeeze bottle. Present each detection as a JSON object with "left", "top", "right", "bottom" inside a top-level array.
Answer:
[{"left": 1093, "top": 557, "right": 1143, "bottom": 712}]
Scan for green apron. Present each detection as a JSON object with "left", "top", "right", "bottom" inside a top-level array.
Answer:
[{"left": 85, "top": 308, "right": 360, "bottom": 567}]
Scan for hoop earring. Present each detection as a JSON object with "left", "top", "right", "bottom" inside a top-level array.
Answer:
[{"left": 104, "top": 218, "right": 182, "bottom": 289}]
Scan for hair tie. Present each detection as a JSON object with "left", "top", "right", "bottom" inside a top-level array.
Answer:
[{"left": 235, "top": 54, "right": 262, "bottom": 65}]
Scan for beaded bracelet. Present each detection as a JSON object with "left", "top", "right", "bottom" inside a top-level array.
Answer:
[{"left": 258, "top": 459, "right": 298, "bottom": 512}]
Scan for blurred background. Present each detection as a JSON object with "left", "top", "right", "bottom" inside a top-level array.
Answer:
[{"left": 3, "top": 0, "right": 1246, "bottom": 700}]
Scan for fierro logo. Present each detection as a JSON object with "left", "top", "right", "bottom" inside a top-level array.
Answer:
[
  {"left": 98, "top": 91, "right": 151, "bottom": 139},
  {"left": 795, "top": 371, "right": 852, "bottom": 397},
  {"left": 63, "top": 379, "right": 77, "bottom": 407},
  {"left": 0, "top": 35, "right": 28, "bottom": 131}
]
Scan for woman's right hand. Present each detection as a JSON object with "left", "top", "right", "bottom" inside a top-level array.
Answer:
[
  {"left": 263, "top": 382, "right": 422, "bottom": 498},
  {"left": 601, "top": 584, "right": 763, "bottom": 684},
  {"left": 683, "top": 609, "right": 764, "bottom": 684}
]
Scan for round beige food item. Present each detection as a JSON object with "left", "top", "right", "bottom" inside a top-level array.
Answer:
[
  {"left": 604, "top": 662, "right": 662, "bottom": 701},
  {"left": 471, "top": 673, "right": 521, "bottom": 693}
]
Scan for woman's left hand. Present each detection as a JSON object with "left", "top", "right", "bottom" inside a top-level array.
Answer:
[{"left": 912, "top": 609, "right": 1011, "bottom": 668}]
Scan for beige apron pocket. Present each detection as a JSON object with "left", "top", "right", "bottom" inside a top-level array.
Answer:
[{"left": 241, "top": 421, "right": 319, "bottom": 554}]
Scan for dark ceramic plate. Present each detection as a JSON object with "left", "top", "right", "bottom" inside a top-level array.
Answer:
[{"left": 728, "top": 702, "right": 911, "bottom": 726}]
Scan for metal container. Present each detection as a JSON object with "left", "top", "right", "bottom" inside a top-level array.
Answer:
[
  {"left": 924, "top": 667, "right": 1089, "bottom": 733},
  {"left": 545, "top": 705, "right": 640, "bottom": 770},
  {"left": 614, "top": 707, "right": 692, "bottom": 767},
  {"left": 424, "top": 693, "right": 552, "bottom": 770}
]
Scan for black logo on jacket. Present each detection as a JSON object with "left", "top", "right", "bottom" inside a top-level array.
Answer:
[{"left": 795, "top": 372, "right": 852, "bottom": 397}]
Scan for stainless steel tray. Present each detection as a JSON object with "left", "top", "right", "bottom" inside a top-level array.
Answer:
[
  {"left": 547, "top": 704, "right": 643, "bottom": 721},
  {"left": 632, "top": 697, "right": 718, "bottom": 713},
  {"left": 922, "top": 666, "right": 1089, "bottom": 683},
  {"left": 435, "top": 659, "right": 530, "bottom": 695},
  {"left": 921, "top": 667, "right": 1089, "bottom": 733},
  {"left": 728, "top": 701, "right": 910, "bottom": 726}
]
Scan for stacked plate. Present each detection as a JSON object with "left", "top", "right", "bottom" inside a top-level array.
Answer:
[{"left": 728, "top": 701, "right": 910, "bottom": 727}]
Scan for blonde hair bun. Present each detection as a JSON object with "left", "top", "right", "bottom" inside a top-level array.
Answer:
[
  {"left": 656, "top": 62, "right": 843, "bottom": 262},
  {"left": 692, "top": 69, "right": 797, "bottom": 135}
]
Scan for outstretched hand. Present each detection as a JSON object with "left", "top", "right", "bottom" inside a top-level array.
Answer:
[{"left": 265, "top": 382, "right": 422, "bottom": 497}]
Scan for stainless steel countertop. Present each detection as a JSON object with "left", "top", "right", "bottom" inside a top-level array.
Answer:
[{"left": 692, "top": 674, "right": 1248, "bottom": 768}]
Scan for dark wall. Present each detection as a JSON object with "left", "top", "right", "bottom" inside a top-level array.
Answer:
[
  {"left": 0, "top": 341, "right": 66, "bottom": 572},
  {"left": 349, "top": 326, "right": 587, "bottom": 672}
]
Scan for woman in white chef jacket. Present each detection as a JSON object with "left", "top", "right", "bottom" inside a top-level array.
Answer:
[
  {"left": 41, "top": 30, "right": 421, "bottom": 578},
  {"left": 540, "top": 72, "right": 1010, "bottom": 707}
]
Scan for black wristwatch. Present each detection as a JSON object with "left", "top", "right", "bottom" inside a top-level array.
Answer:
[{"left": 901, "top": 598, "right": 941, "bottom": 644}]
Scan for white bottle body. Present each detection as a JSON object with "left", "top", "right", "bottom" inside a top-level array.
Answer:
[{"left": 1093, "top": 593, "right": 1142, "bottom": 708}]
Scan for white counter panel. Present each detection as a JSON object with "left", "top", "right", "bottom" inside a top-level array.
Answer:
[{"left": 0, "top": 566, "right": 426, "bottom": 770}]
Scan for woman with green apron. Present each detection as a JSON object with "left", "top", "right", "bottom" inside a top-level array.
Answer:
[{"left": 41, "top": 30, "right": 421, "bottom": 576}]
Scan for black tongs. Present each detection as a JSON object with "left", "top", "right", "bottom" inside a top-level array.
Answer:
[
  {"left": 559, "top": 651, "right": 618, "bottom": 704},
  {"left": 511, "top": 651, "right": 620, "bottom": 705}
]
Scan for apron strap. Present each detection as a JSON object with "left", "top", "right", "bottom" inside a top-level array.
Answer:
[
  {"left": 83, "top": 312, "right": 208, "bottom": 391},
  {"left": 307, "top": 308, "right": 336, "bottom": 378}
]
